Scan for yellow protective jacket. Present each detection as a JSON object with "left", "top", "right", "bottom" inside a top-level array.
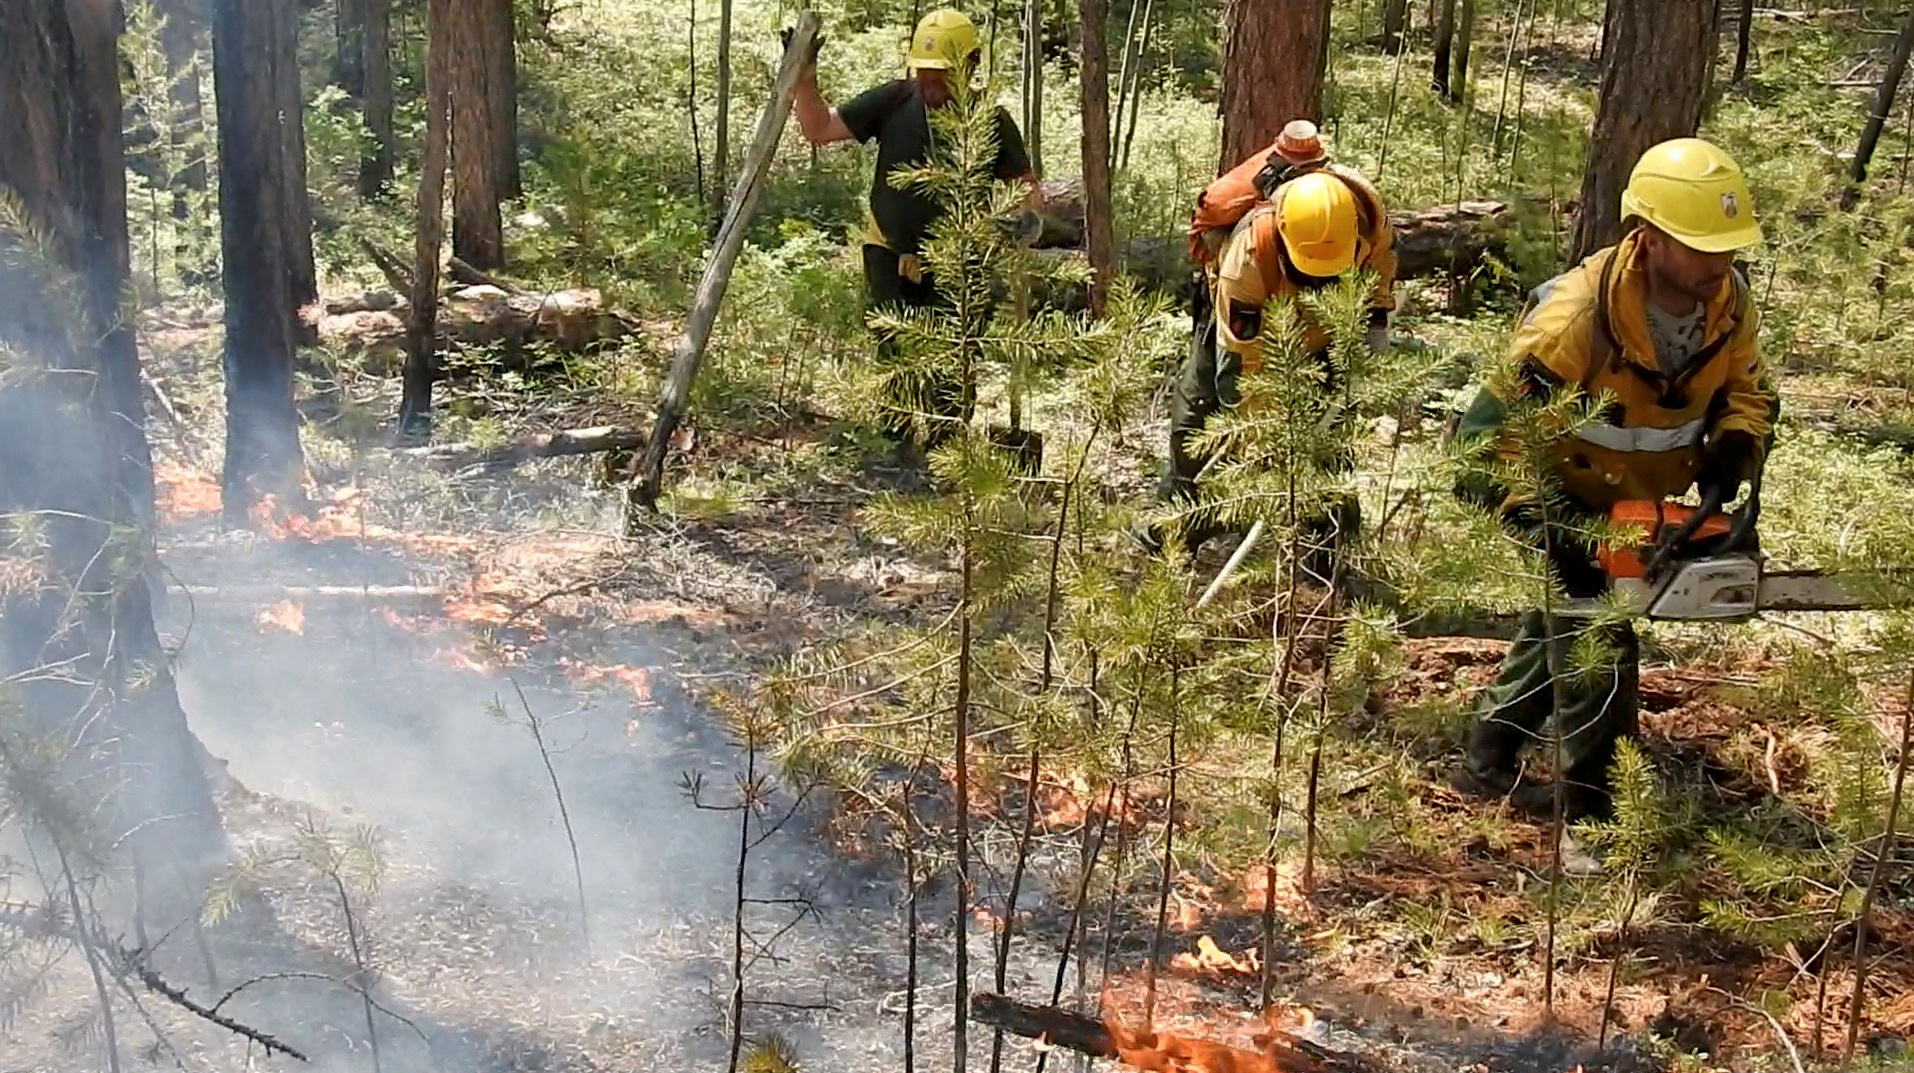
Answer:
[
  {"left": 1459, "top": 229, "right": 1777, "bottom": 511},
  {"left": 1212, "top": 169, "right": 1397, "bottom": 373}
]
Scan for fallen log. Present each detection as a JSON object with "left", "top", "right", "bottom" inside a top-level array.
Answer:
[
  {"left": 316, "top": 286, "right": 635, "bottom": 370},
  {"left": 968, "top": 993, "right": 1385, "bottom": 1073},
  {"left": 1032, "top": 192, "right": 1528, "bottom": 291},
  {"left": 394, "top": 425, "right": 647, "bottom": 470}
]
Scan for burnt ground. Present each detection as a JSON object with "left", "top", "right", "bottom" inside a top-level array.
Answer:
[{"left": 7, "top": 451, "right": 1650, "bottom": 1073}]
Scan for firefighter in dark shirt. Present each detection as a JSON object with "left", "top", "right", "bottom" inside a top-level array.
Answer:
[{"left": 789, "top": 9, "right": 1041, "bottom": 447}]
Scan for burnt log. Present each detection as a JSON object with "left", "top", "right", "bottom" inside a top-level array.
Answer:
[
  {"left": 317, "top": 285, "right": 635, "bottom": 370},
  {"left": 968, "top": 993, "right": 1384, "bottom": 1073}
]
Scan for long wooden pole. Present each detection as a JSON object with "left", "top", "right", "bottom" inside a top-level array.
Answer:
[{"left": 628, "top": 13, "right": 819, "bottom": 515}]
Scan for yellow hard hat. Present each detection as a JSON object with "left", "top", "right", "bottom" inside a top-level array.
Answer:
[
  {"left": 1275, "top": 171, "right": 1359, "bottom": 278},
  {"left": 1620, "top": 138, "right": 1762, "bottom": 253},
  {"left": 908, "top": 8, "right": 979, "bottom": 71}
]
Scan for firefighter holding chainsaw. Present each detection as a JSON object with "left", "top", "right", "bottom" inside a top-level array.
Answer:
[
  {"left": 1450, "top": 138, "right": 1777, "bottom": 820},
  {"left": 1138, "top": 120, "right": 1397, "bottom": 562},
  {"left": 786, "top": 9, "right": 1042, "bottom": 449}
]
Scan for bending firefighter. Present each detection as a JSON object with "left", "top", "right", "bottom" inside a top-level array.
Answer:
[
  {"left": 1141, "top": 120, "right": 1397, "bottom": 563},
  {"left": 787, "top": 9, "right": 1041, "bottom": 449},
  {"left": 1451, "top": 138, "right": 1776, "bottom": 819}
]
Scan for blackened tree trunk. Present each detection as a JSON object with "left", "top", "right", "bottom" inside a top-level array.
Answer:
[
  {"left": 1080, "top": 0, "right": 1114, "bottom": 315},
  {"left": 483, "top": 0, "right": 519, "bottom": 199},
  {"left": 1842, "top": 9, "right": 1914, "bottom": 210},
  {"left": 360, "top": 0, "right": 394, "bottom": 197},
  {"left": 0, "top": 0, "right": 224, "bottom": 903},
  {"left": 336, "top": 0, "right": 365, "bottom": 94},
  {"left": 404, "top": 0, "right": 454, "bottom": 431},
  {"left": 450, "top": 0, "right": 505, "bottom": 269},
  {"left": 1570, "top": 0, "right": 1719, "bottom": 262},
  {"left": 1432, "top": 0, "right": 1457, "bottom": 97},
  {"left": 274, "top": 0, "right": 318, "bottom": 320},
  {"left": 1219, "top": 0, "right": 1332, "bottom": 169},
  {"left": 214, "top": 0, "right": 308, "bottom": 514}
]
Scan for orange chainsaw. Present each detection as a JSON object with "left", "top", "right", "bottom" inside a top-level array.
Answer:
[{"left": 1589, "top": 477, "right": 1898, "bottom": 621}]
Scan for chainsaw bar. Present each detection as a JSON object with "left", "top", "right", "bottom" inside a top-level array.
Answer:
[{"left": 1756, "top": 570, "right": 1913, "bottom": 613}]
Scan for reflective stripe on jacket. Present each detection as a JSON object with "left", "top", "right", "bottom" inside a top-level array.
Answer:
[{"left": 1459, "top": 229, "right": 1777, "bottom": 510}]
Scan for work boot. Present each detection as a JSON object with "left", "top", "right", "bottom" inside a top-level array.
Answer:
[
  {"left": 1509, "top": 777, "right": 1612, "bottom": 823},
  {"left": 1447, "top": 758, "right": 1519, "bottom": 802}
]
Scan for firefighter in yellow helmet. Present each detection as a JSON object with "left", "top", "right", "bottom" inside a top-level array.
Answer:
[
  {"left": 1450, "top": 137, "right": 1777, "bottom": 820},
  {"left": 1142, "top": 148, "right": 1397, "bottom": 563},
  {"left": 786, "top": 9, "right": 1041, "bottom": 449}
]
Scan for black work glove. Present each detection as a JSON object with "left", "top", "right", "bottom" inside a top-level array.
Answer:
[
  {"left": 779, "top": 26, "right": 825, "bottom": 67},
  {"left": 1504, "top": 502, "right": 1609, "bottom": 599},
  {"left": 1696, "top": 430, "right": 1758, "bottom": 505}
]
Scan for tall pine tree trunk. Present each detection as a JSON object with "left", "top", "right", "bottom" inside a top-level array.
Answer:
[
  {"left": 1080, "top": 0, "right": 1114, "bottom": 315},
  {"left": 1380, "top": 0, "right": 1408, "bottom": 52},
  {"left": 1432, "top": 0, "right": 1457, "bottom": 97},
  {"left": 1570, "top": 0, "right": 1718, "bottom": 261},
  {"left": 483, "top": 0, "right": 519, "bottom": 200},
  {"left": 710, "top": 0, "right": 733, "bottom": 228},
  {"left": 1219, "top": 0, "right": 1332, "bottom": 169},
  {"left": 1, "top": 0, "right": 224, "bottom": 905},
  {"left": 157, "top": 0, "right": 208, "bottom": 272},
  {"left": 1023, "top": 0, "right": 1044, "bottom": 178},
  {"left": 404, "top": 0, "right": 454, "bottom": 431},
  {"left": 214, "top": 0, "right": 308, "bottom": 514},
  {"left": 275, "top": 0, "right": 318, "bottom": 320},
  {"left": 450, "top": 0, "right": 505, "bottom": 268},
  {"left": 1731, "top": 0, "right": 1755, "bottom": 84},
  {"left": 336, "top": 0, "right": 365, "bottom": 94},
  {"left": 1450, "top": 0, "right": 1475, "bottom": 101},
  {"left": 1842, "top": 9, "right": 1914, "bottom": 210},
  {"left": 360, "top": 0, "right": 394, "bottom": 197}
]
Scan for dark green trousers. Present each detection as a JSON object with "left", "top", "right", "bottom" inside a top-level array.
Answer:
[
  {"left": 864, "top": 244, "right": 969, "bottom": 448},
  {"left": 1464, "top": 611, "right": 1640, "bottom": 798},
  {"left": 1153, "top": 315, "right": 1357, "bottom": 566}
]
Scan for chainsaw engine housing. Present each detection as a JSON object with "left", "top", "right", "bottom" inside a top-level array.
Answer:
[{"left": 1618, "top": 554, "right": 1761, "bottom": 621}]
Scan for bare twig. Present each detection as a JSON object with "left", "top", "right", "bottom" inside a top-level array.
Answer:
[{"left": 507, "top": 677, "right": 592, "bottom": 958}]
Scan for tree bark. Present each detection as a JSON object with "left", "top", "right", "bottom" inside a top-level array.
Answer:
[
  {"left": 1569, "top": 0, "right": 1719, "bottom": 263},
  {"left": 450, "top": 0, "right": 505, "bottom": 269},
  {"left": 1219, "top": 0, "right": 1332, "bottom": 170},
  {"left": 275, "top": 0, "right": 318, "bottom": 319},
  {"left": 214, "top": 0, "right": 308, "bottom": 515},
  {"left": 1731, "top": 0, "right": 1755, "bottom": 83},
  {"left": 1080, "top": 0, "right": 1114, "bottom": 315},
  {"left": 359, "top": 0, "right": 394, "bottom": 197},
  {"left": 157, "top": 0, "right": 209, "bottom": 277},
  {"left": 1432, "top": 0, "right": 1457, "bottom": 96},
  {"left": 482, "top": 0, "right": 519, "bottom": 199},
  {"left": 710, "top": 0, "right": 734, "bottom": 229},
  {"left": 1842, "top": 9, "right": 1914, "bottom": 210},
  {"left": 1381, "top": 0, "right": 1408, "bottom": 52},
  {"left": 404, "top": 0, "right": 454, "bottom": 431},
  {"left": 0, "top": 0, "right": 224, "bottom": 905},
  {"left": 629, "top": 15, "right": 818, "bottom": 513},
  {"left": 1450, "top": 0, "right": 1475, "bottom": 101},
  {"left": 1023, "top": 0, "right": 1045, "bottom": 178},
  {"left": 336, "top": 0, "right": 365, "bottom": 94}
]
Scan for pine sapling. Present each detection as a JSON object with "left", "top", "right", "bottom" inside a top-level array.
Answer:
[
  {"left": 499, "top": 680, "right": 591, "bottom": 959},
  {"left": 1844, "top": 657, "right": 1914, "bottom": 1058}
]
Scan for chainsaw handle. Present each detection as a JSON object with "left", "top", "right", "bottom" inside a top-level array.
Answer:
[{"left": 1644, "top": 484, "right": 1727, "bottom": 576}]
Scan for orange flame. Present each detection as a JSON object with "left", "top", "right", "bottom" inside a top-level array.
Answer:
[
  {"left": 155, "top": 460, "right": 222, "bottom": 520},
  {"left": 255, "top": 599, "right": 305, "bottom": 635},
  {"left": 1107, "top": 1015, "right": 1311, "bottom": 1073},
  {"left": 1171, "top": 935, "right": 1260, "bottom": 977}
]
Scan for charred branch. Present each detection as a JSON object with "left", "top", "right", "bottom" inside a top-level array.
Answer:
[
  {"left": 394, "top": 425, "right": 648, "bottom": 470},
  {"left": 968, "top": 993, "right": 1384, "bottom": 1073}
]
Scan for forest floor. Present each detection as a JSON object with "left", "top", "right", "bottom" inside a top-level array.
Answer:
[{"left": 0, "top": 290, "right": 1878, "bottom": 1073}]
